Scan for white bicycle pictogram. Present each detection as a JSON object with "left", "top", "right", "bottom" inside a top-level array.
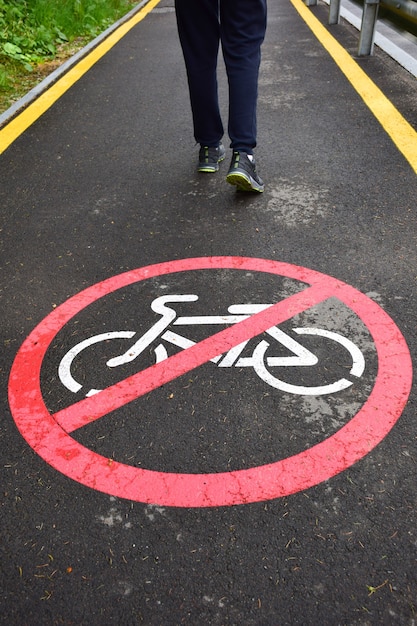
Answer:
[{"left": 58, "top": 294, "right": 366, "bottom": 398}]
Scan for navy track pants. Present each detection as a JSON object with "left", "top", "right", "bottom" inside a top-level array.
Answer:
[{"left": 175, "top": 0, "right": 267, "bottom": 153}]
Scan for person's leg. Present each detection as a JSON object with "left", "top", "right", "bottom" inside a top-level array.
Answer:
[
  {"left": 175, "top": 0, "right": 224, "bottom": 147},
  {"left": 220, "top": 0, "right": 267, "bottom": 153}
]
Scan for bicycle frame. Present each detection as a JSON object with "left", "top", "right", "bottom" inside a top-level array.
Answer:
[{"left": 58, "top": 294, "right": 366, "bottom": 398}]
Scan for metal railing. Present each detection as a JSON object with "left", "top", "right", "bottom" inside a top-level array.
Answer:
[
  {"left": 306, "top": 0, "right": 417, "bottom": 54},
  {"left": 381, "top": 0, "right": 417, "bottom": 24},
  {"left": 305, "top": 0, "right": 380, "bottom": 55}
]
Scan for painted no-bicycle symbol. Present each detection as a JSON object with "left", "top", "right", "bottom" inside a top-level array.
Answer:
[{"left": 9, "top": 257, "right": 412, "bottom": 507}]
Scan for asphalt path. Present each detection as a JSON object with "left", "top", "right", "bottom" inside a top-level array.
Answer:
[{"left": 1, "top": 0, "right": 417, "bottom": 623}]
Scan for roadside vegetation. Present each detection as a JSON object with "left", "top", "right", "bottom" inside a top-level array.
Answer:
[{"left": 0, "top": 0, "right": 139, "bottom": 115}]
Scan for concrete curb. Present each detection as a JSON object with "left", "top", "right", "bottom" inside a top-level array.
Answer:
[{"left": 0, "top": 0, "right": 152, "bottom": 129}]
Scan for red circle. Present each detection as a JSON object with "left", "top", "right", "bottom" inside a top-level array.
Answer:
[{"left": 8, "top": 257, "right": 412, "bottom": 507}]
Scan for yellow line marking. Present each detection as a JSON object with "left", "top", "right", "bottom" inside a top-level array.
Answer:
[
  {"left": 0, "top": 0, "right": 161, "bottom": 155},
  {"left": 291, "top": 0, "right": 417, "bottom": 174}
]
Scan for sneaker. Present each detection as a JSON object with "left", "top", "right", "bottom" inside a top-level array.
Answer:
[
  {"left": 198, "top": 144, "right": 226, "bottom": 173},
  {"left": 226, "top": 151, "right": 264, "bottom": 192}
]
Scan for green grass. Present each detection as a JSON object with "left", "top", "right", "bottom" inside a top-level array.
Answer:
[{"left": 0, "top": 0, "right": 140, "bottom": 114}]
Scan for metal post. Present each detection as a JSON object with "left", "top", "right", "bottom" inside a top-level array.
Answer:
[
  {"left": 328, "top": 0, "right": 341, "bottom": 24},
  {"left": 304, "top": 0, "right": 318, "bottom": 6},
  {"left": 358, "top": 0, "right": 380, "bottom": 56}
]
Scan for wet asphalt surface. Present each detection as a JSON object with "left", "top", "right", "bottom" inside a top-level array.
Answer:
[{"left": 1, "top": 0, "right": 417, "bottom": 623}]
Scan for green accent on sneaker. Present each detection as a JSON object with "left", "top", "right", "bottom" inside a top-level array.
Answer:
[
  {"left": 226, "top": 172, "right": 264, "bottom": 192},
  {"left": 198, "top": 144, "right": 226, "bottom": 173},
  {"left": 226, "top": 151, "right": 264, "bottom": 192}
]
